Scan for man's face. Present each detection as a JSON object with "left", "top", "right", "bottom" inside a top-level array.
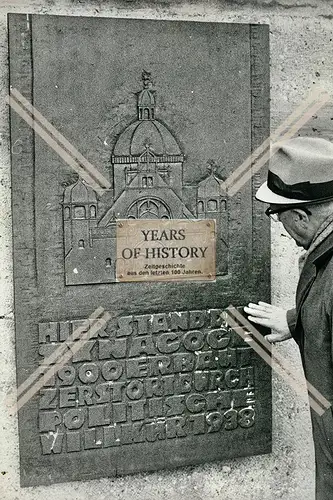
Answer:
[{"left": 270, "top": 204, "right": 314, "bottom": 249}]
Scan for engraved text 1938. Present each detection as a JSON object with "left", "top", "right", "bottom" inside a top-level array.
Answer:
[{"left": 38, "top": 308, "right": 255, "bottom": 454}]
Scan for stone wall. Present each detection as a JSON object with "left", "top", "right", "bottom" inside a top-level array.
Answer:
[{"left": 1, "top": 1, "right": 333, "bottom": 498}]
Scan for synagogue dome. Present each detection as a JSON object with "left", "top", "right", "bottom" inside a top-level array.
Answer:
[
  {"left": 113, "top": 72, "right": 183, "bottom": 158},
  {"left": 113, "top": 119, "right": 182, "bottom": 156}
]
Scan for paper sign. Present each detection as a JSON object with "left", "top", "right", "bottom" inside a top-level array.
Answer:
[{"left": 116, "top": 219, "right": 216, "bottom": 282}]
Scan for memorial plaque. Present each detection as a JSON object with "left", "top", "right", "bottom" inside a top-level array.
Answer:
[{"left": 8, "top": 14, "right": 271, "bottom": 487}]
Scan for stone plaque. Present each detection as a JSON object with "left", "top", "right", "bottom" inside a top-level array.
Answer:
[
  {"left": 8, "top": 14, "right": 271, "bottom": 487},
  {"left": 116, "top": 219, "right": 216, "bottom": 282}
]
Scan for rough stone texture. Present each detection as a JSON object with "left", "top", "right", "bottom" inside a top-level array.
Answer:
[{"left": 0, "top": 0, "right": 332, "bottom": 498}]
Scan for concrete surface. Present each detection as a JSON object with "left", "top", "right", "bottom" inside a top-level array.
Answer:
[{"left": 1, "top": 0, "right": 333, "bottom": 498}]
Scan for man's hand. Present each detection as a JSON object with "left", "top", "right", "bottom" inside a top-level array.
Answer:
[{"left": 243, "top": 301, "right": 292, "bottom": 343}]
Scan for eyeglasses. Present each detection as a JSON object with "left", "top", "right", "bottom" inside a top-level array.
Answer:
[{"left": 265, "top": 205, "right": 312, "bottom": 222}]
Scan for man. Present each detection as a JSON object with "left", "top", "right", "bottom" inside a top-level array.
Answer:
[{"left": 244, "top": 137, "right": 333, "bottom": 500}]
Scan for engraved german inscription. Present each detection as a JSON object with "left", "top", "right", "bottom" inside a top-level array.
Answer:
[{"left": 38, "top": 309, "right": 256, "bottom": 453}]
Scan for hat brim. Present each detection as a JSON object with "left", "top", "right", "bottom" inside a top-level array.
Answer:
[{"left": 255, "top": 182, "right": 314, "bottom": 205}]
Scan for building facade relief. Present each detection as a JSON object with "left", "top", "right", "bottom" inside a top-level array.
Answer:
[{"left": 63, "top": 72, "right": 229, "bottom": 284}]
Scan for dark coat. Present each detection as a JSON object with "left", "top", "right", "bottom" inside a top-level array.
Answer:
[{"left": 287, "top": 231, "right": 333, "bottom": 500}]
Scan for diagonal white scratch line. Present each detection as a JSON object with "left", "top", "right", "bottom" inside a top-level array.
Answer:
[
  {"left": 10, "top": 312, "right": 111, "bottom": 415},
  {"left": 228, "top": 306, "right": 330, "bottom": 411},
  {"left": 227, "top": 96, "right": 331, "bottom": 197},
  {"left": 228, "top": 306, "right": 330, "bottom": 410},
  {"left": 226, "top": 306, "right": 331, "bottom": 416},
  {"left": 227, "top": 314, "right": 325, "bottom": 415},
  {"left": 223, "top": 88, "right": 329, "bottom": 191},
  {"left": 223, "top": 88, "right": 325, "bottom": 190},
  {"left": 7, "top": 308, "right": 111, "bottom": 416},
  {"left": 10, "top": 88, "right": 110, "bottom": 189},
  {"left": 8, "top": 88, "right": 111, "bottom": 196},
  {"left": 222, "top": 88, "right": 330, "bottom": 197},
  {"left": 8, "top": 95, "right": 104, "bottom": 195},
  {"left": 10, "top": 307, "right": 105, "bottom": 402}
]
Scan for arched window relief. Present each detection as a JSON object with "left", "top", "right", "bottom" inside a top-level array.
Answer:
[
  {"left": 127, "top": 197, "right": 171, "bottom": 220},
  {"left": 144, "top": 108, "right": 150, "bottom": 120},
  {"left": 74, "top": 206, "right": 86, "bottom": 219},
  {"left": 90, "top": 205, "right": 96, "bottom": 218},
  {"left": 78, "top": 239, "right": 85, "bottom": 248},
  {"left": 197, "top": 201, "right": 204, "bottom": 213},
  {"left": 64, "top": 207, "right": 70, "bottom": 220},
  {"left": 207, "top": 199, "right": 218, "bottom": 212},
  {"left": 139, "top": 199, "right": 159, "bottom": 218},
  {"left": 105, "top": 258, "right": 111, "bottom": 267}
]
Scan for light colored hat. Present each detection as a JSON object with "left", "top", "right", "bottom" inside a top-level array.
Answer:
[{"left": 256, "top": 137, "right": 333, "bottom": 205}]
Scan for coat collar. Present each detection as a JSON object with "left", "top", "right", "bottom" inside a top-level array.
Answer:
[
  {"left": 291, "top": 231, "right": 333, "bottom": 346},
  {"left": 296, "top": 231, "right": 333, "bottom": 314},
  {"left": 312, "top": 230, "right": 333, "bottom": 268}
]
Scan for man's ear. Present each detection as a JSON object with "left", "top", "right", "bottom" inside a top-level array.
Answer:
[{"left": 292, "top": 208, "right": 310, "bottom": 223}]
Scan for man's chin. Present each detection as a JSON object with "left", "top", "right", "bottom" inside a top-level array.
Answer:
[{"left": 296, "top": 241, "right": 309, "bottom": 249}]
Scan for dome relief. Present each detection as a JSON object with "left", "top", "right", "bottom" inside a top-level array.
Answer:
[
  {"left": 113, "top": 120, "right": 182, "bottom": 156},
  {"left": 113, "top": 70, "right": 182, "bottom": 158}
]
